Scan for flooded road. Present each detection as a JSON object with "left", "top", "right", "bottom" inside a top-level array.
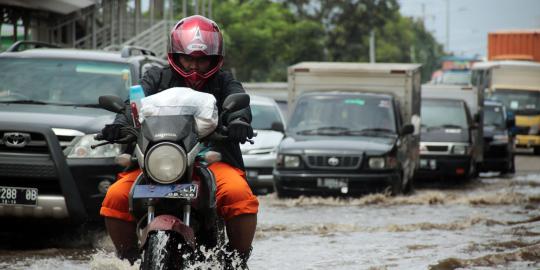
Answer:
[{"left": 1, "top": 155, "right": 539, "bottom": 270}]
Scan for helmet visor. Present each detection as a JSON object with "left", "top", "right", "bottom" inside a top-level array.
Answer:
[{"left": 169, "top": 28, "right": 223, "bottom": 56}]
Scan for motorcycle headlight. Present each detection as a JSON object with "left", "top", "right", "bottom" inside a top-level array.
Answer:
[
  {"left": 452, "top": 145, "right": 468, "bottom": 155},
  {"left": 145, "top": 142, "right": 187, "bottom": 184},
  {"left": 65, "top": 134, "right": 124, "bottom": 158},
  {"left": 493, "top": 134, "right": 509, "bottom": 143}
]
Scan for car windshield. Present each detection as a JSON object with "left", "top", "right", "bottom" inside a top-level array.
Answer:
[
  {"left": 0, "top": 58, "right": 131, "bottom": 105},
  {"left": 440, "top": 70, "right": 471, "bottom": 85},
  {"left": 251, "top": 103, "right": 283, "bottom": 130},
  {"left": 489, "top": 89, "right": 540, "bottom": 112},
  {"left": 483, "top": 105, "right": 505, "bottom": 127},
  {"left": 421, "top": 99, "right": 468, "bottom": 130},
  {"left": 288, "top": 94, "right": 396, "bottom": 136}
]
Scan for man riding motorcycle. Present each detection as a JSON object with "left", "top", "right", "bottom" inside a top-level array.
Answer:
[{"left": 99, "top": 15, "right": 259, "bottom": 267}]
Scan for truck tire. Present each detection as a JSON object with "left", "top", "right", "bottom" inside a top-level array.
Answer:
[{"left": 534, "top": 147, "right": 540, "bottom": 155}]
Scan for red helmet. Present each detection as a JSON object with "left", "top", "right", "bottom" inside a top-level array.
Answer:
[{"left": 168, "top": 15, "right": 224, "bottom": 90}]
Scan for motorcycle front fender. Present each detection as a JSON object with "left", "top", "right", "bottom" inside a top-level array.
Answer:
[{"left": 139, "top": 214, "right": 195, "bottom": 249}]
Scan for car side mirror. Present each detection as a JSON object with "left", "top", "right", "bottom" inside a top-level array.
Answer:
[
  {"left": 99, "top": 95, "right": 125, "bottom": 113},
  {"left": 271, "top": 122, "right": 285, "bottom": 133},
  {"left": 400, "top": 124, "right": 414, "bottom": 136},
  {"left": 223, "top": 93, "right": 250, "bottom": 113}
]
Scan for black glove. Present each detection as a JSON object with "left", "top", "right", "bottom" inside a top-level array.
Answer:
[
  {"left": 101, "top": 124, "right": 123, "bottom": 142},
  {"left": 228, "top": 118, "right": 253, "bottom": 144}
]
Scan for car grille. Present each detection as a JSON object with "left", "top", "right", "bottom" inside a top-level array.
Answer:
[
  {"left": 0, "top": 131, "right": 75, "bottom": 155},
  {"left": 306, "top": 155, "right": 361, "bottom": 169}
]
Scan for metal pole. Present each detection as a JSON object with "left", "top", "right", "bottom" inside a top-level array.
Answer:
[
  {"left": 150, "top": 0, "right": 155, "bottom": 25},
  {"left": 135, "top": 0, "right": 141, "bottom": 35},
  {"left": 183, "top": 0, "right": 187, "bottom": 18},
  {"left": 446, "top": 0, "right": 450, "bottom": 51},
  {"left": 110, "top": 0, "right": 115, "bottom": 45},
  {"left": 194, "top": 0, "right": 198, "bottom": 15},
  {"left": 202, "top": 0, "right": 206, "bottom": 17},
  {"left": 92, "top": 12, "right": 96, "bottom": 49},
  {"left": 369, "top": 30, "right": 375, "bottom": 63},
  {"left": 208, "top": 0, "right": 212, "bottom": 19}
]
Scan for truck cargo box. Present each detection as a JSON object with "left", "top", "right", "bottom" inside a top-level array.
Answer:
[{"left": 488, "top": 30, "right": 540, "bottom": 62}]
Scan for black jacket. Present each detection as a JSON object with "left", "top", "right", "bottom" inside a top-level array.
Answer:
[{"left": 114, "top": 66, "right": 251, "bottom": 170}]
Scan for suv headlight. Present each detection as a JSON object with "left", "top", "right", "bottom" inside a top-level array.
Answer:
[
  {"left": 368, "top": 156, "right": 397, "bottom": 169},
  {"left": 144, "top": 142, "right": 187, "bottom": 184},
  {"left": 65, "top": 134, "right": 123, "bottom": 158},
  {"left": 452, "top": 145, "right": 468, "bottom": 155},
  {"left": 276, "top": 154, "right": 301, "bottom": 168},
  {"left": 493, "top": 134, "right": 509, "bottom": 143}
]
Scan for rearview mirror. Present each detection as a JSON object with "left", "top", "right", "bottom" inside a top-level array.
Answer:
[
  {"left": 400, "top": 124, "right": 414, "bottom": 136},
  {"left": 99, "top": 95, "right": 125, "bottom": 113},
  {"left": 271, "top": 122, "right": 285, "bottom": 133},
  {"left": 223, "top": 93, "right": 250, "bottom": 113}
]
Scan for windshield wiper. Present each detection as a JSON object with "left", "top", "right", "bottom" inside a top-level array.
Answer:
[
  {"left": 70, "top": 103, "right": 101, "bottom": 108},
  {"left": 0, "top": 99, "right": 49, "bottom": 105},
  {"left": 296, "top": 126, "right": 349, "bottom": 135},
  {"left": 340, "top": 128, "right": 396, "bottom": 137},
  {"left": 427, "top": 124, "right": 463, "bottom": 131}
]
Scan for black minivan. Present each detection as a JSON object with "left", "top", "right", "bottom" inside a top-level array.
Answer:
[{"left": 480, "top": 100, "right": 515, "bottom": 174}]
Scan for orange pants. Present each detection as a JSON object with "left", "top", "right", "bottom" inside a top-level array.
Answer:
[{"left": 100, "top": 162, "right": 259, "bottom": 222}]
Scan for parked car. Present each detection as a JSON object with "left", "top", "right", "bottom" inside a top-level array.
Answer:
[
  {"left": 0, "top": 41, "right": 166, "bottom": 225},
  {"left": 241, "top": 95, "right": 286, "bottom": 194},
  {"left": 481, "top": 100, "right": 515, "bottom": 174}
]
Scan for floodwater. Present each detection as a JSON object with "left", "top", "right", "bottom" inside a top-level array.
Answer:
[{"left": 1, "top": 155, "right": 539, "bottom": 270}]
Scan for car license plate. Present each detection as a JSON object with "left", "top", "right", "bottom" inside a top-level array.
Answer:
[
  {"left": 0, "top": 186, "right": 38, "bottom": 206},
  {"left": 317, "top": 178, "right": 348, "bottom": 189}
]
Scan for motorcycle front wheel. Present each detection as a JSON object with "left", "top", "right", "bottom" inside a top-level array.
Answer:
[{"left": 140, "top": 230, "right": 193, "bottom": 270}]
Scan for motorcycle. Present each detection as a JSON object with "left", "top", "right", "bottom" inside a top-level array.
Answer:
[{"left": 93, "top": 90, "right": 252, "bottom": 269}]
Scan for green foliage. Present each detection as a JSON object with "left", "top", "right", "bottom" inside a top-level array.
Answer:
[{"left": 212, "top": 0, "right": 325, "bottom": 81}]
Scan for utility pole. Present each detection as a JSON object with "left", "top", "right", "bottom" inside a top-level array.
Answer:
[
  {"left": 369, "top": 30, "right": 375, "bottom": 63},
  {"left": 445, "top": 0, "right": 450, "bottom": 51}
]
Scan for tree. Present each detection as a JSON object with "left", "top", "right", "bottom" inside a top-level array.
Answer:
[{"left": 212, "top": 0, "right": 325, "bottom": 81}]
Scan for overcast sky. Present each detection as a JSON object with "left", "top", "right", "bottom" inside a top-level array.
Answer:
[{"left": 398, "top": 0, "right": 540, "bottom": 58}]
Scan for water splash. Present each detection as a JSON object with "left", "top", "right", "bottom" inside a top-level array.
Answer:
[{"left": 258, "top": 189, "right": 532, "bottom": 207}]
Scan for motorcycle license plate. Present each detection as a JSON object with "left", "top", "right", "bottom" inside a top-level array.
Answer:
[
  {"left": 317, "top": 178, "right": 348, "bottom": 189},
  {"left": 0, "top": 186, "right": 38, "bottom": 206},
  {"left": 132, "top": 184, "right": 198, "bottom": 199}
]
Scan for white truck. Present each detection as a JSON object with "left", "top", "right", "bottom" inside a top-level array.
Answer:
[
  {"left": 416, "top": 84, "right": 484, "bottom": 180},
  {"left": 273, "top": 62, "right": 421, "bottom": 197},
  {"left": 472, "top": 60, "right": 540, "bottom": 154}
]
